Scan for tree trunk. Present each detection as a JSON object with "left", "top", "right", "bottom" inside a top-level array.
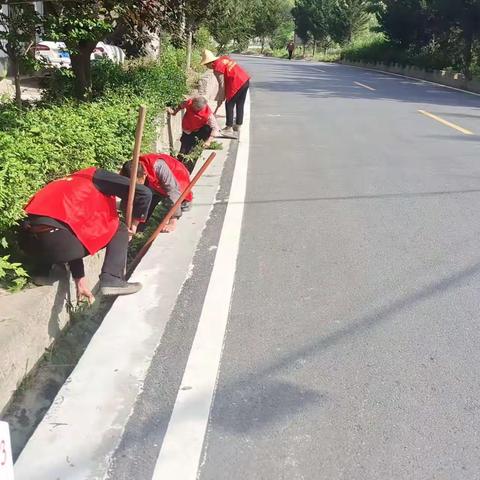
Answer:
[
  {"left": 186, "top": 29, "right": 193, "bottom": 71},
  {"left": 69, "top": 40, "right": 96, "bottom": 101},
  {"left": 13, "top": 59, "right": 22, "bottom": 108},
  {"left": 302, "top": 44, "right": 305, "bottom": 56},
  {"left": 462, "top": 28, "right": 473, "bottom": 80},
  {"left": 312, "top": 41, "right": 316, "bottom": 56},
  {"left": 261, "top": 38, "right": 265, "bottom": 53}
]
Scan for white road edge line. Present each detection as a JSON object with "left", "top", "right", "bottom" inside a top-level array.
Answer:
[
  {"left": 354, "top": 81, "right": 376, "bottom": 91},
  {"left": 345, "top": 63, "right": 480, "bottom": 98},
  {"left": 151, "top": 92, "right": 251, "bottom": 480}
]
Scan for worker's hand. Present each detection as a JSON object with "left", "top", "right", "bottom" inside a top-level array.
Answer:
[
  {"left": 214, "top": 102, "right": 223, "bottom": 114},
  {"left": 128, "top": 223, "right": 138, "bottom": 241},
  {"left": 166, "top": 107, "right": 176, "bottom": 116},
  {"left": 161, "top": 218, "right": 177, "bottom": 233},
  {"left": 204, "top": 139, "right": 212, "bottom": 148},
  {"left": 74, "top": 277, "right": 95, "bottom": 305}
]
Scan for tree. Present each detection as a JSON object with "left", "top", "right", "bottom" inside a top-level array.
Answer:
[
  {"left": 292, "top": 0, "right": 334, "bottom": 54},
  {"left": 330, "top": 0, "right": 371, "bottom": 44},
  {"left": 270, "top": 16, "right": 295, "bottom": 50},
  {"left": 43, "top": 0, "right": 193, "bottom": 99},
  {"left": 370, "top": 0, "right": 432, "bottom": 48},
  {"left": 207, "top": 0, "right": 255, "bottom": 51},
  {"left": 292, "top": 0, "right": 313, "bottom": 52},
  {"left": 431, "top": 0, "right": 480, "bottom": 78},
  {"left": 44, "top": 1, "right": 118, "bottom": 100},
  {"left": 371, "top": 0, "right": 480, "bottom": 78},
  {"left": 0, "top": 3, "right": 40, "bottom": 107},
  {"left": 253, "top": 0, "right": 293, "bottom": 52}
]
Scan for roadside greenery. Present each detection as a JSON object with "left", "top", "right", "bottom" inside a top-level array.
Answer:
[
  {"left": 288, "top": 0, "right": 480, "bottom": 79},
  {"left": 206, "top": 0, "right": 295, "bottom": 52},
  {"left": 0, "top": 48, "right": 187, "bottom": 290},
  {"left": 0, "top": 4, "right": 40, "bottom": 107}
]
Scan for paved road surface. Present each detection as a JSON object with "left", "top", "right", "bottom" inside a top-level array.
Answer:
[
  {"left": 18, "top": 56, "right": 480, "bottom": 479},
  {"left": 195, "top": 58, "right": 480, "bottom": 479},
  {"left": 134, "top": 57, "right": 480, "bottom": 479},
  {"left": 197, "top": 57, "right": 480, "bottom": 479}
]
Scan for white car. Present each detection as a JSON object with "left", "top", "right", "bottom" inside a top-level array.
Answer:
[
  {"left": 34, "top": 41, "right": 125, "bottom": 68},
  {"left": 91, "top": 42, "right": 125, "bottom": 64},
  {"left": 33, "top": 41, "right": 71, "bottom": 68}
]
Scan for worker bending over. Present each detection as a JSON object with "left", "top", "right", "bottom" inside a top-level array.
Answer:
[
  {"left": 168, "top": 96, "right": 220, "bottom": 172},
  {"left": 121, "top": 153, "right": 193, "bottom": 233},
  {"left": 201, "top": 50, "right": 250, "bottom": 134},
  {"left": 20, "top": 167, "right": 152, "bottom": 303}
]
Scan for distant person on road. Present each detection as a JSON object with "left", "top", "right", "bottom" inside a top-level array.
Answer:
[
  {"left": 20, "top": 167, "right": 152, "bottom": 303},
  {"left": 168, "top": 95, "right": 220, "bottom": 171},
  {"left": 201, "top": 49, "right": 250, "bottom": 135},
  {"left": 287, "top": 40, "right": 295, "bottom": 60},
  {"left": 120, "top": 153, "right": 193, "bottom": 233}
]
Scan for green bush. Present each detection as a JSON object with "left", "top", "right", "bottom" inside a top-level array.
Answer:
[
  {"left": 0, "top": 48, "right": 188, "bottom": 289},
  {"left": 341, "top": 37, "right": 454, "bottom": 72}
]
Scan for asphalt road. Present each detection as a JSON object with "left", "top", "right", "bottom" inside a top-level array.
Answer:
[
  {"left": 25, "top": 56, "right": 480, "bottom": 479},
  {"left": 197, "top": 58, "right": 480, "bottom": 479}
]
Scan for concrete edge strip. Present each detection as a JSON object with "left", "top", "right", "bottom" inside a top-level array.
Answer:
[
  {"left": 150, "top": 92, "right": 251, "bottom": 480},
  {"left": 342, "top": 62, "right": 480, "bottom": 98}
]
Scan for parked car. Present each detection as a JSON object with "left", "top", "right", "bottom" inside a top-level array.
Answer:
[
  {"left": 33, "top": 41, "right": 71, "bottom": 68},
  {"left": 91, "top": 42, "right": 125, "bottom": 64},
  {"left": 34, "top": 41, "right": 125, "bottom": 68}
]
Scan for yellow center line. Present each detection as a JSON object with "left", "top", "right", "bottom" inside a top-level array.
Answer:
[
  {"left": 418, "top": 109, "right": 474, "bottom": 135},
  {"left": 354, "top": 81, "right": 376, "bottom": 91}
]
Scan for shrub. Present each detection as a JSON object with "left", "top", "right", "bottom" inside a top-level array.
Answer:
[
  {"left": 341, "top": 37, "right": 455, "bottom": 72},
  {"left": 0, "top": 48, "right": 188, "bottom": 289}
]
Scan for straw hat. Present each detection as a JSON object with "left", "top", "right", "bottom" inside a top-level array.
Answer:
[{"left": 201, "top": 49, "right": 219, "bottom": 65}]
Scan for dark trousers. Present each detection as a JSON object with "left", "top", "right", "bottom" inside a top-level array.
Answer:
[
  {"left": 179, "top": 125, "right": 212, "bottom": 172},
  {"left": 288, "top": 50, "right": 293, "bottom": 60},
  {"left": 19, "top": 222, "right": 128, "bottom": 280},
  {"left": 137, "top": 192, "right": 164, "bottom": 232},
  {"left": 225, "top": 80, "right": 249, "bottom": 127}
]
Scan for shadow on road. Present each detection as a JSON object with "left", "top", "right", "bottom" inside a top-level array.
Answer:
[{"left": 209, "top": 258, "right": 480, "bottom": 433}]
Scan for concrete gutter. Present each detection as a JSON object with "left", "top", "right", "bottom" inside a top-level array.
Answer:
[
  {"left": 340, "top": 59, "right": 480, "bottom": 95},
  {"left": 0, "top": 254, "right": 106, "bottom": 412},
  {"left": 0, "top": 70, "right": 219, "bottom": 413}
]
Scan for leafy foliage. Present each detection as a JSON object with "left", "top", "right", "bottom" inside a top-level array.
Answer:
[
  {"left": 292, "top": 0, "right": 371, "bottom": 48},
  {"left": 369, "top": 0, "right": 480, "bottom": 78},
  {"left": 0, "top": 5, "right": 41, "bottom": 106},
  {"left": 0, "top": 51, "right": 187, "bottom": 289},
  {"left": 207, "top": 0, "right": 256, "bottom": 51},
  {"left": 253, "top": 0, "right": 294, "bottom": 51}
]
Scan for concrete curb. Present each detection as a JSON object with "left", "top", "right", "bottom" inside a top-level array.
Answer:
[
  {"left": 340, "top": 60, "right": 480, "bottom": 96},
  {"left": 0, "top": 70, "right": 218, "bottom": 414}
]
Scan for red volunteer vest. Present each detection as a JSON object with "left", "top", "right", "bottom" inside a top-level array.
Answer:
[
  {"left": 140, "top": 154, "right": 193, "bottom": 202},
  {"left": 213, "top": 56, "right": 250, "bottom": 101},
  {"left": 24, "top": 167, "right": 119, "bottom": 255},
  {"left": 182, "top": 98, "right": 212, "bottom": 132}
]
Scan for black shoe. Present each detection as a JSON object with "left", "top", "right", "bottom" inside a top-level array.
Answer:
[
  {"left": 181, "top": 201, "right": 192, "bottom": 212},
  {"left": 100, "top": 277, "right": 142, "bottom": 296}
]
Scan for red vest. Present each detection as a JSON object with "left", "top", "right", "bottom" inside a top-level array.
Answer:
[
  {"left": 213, "top": 56, "right": 250, "bottom": 101},
  {"left": 25, "top": 167, "right": 119, "bottom": 255},
  {"left": 182, "top": 98, "right": 211, "bottom": 132},
  {"left": 140, "top": 154, "right": 193, "bottom": 202}
]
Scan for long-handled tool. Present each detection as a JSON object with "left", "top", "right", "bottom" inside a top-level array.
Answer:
[
  {"left": 125, "top": 105, "right": 147, "bottom": 229},
  {"left": 127, "top": 152, "right": 217, "bottom": 276}
]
